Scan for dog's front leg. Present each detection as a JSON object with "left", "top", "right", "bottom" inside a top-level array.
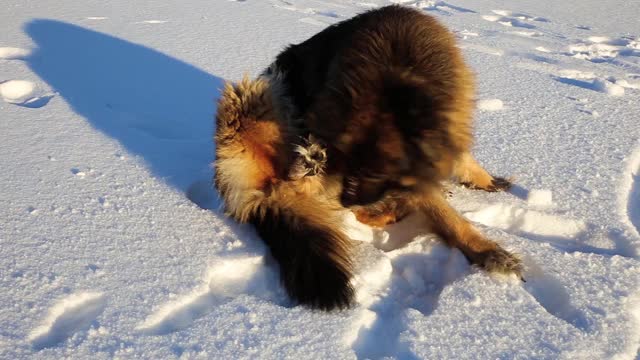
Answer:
[
  {"left": 418, "top": 187, "right": 523, "bottom": 278},
  {"left": 453, "top": 152, "right": 512, "bottom": 192}
]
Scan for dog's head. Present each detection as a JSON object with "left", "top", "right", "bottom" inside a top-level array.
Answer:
[{"left": 316, "top": 93, "right": 471, "bottom": 207}]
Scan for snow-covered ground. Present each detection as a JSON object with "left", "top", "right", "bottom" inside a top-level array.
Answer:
[{"left": 1, "top": 0, "right": 639, "bottom": 358}]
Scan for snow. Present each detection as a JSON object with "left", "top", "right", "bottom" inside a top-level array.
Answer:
[
  {"left": 592, "top": 78, "right": 626, "bottom": 96},
  {"left": 0, "top": 47, "right": 32, "bottom": 60},
  {"left": 0, "top": 79, "right": 36, "bottom": 103},
  {"left": 28, "top": 292, "right": 107, "bottom": 350},
  {"left": 0, "top": 0, "right": 639, "bottom": 359},
  {"left": 527, "top": 189, "right": 553, "bottom": 207},
  {"left": 476, "top": 98, "right": 504, "bottom": 111}
]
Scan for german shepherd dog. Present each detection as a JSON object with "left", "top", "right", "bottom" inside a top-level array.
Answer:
[{"left": 214, "top": 5, "right": 521, "bottom": 311}]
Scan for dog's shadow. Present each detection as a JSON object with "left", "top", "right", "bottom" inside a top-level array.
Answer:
[{"left": 25, "top": 19, "right": 224, "bottom": 209}]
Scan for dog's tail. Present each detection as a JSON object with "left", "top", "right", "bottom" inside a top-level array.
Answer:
[
  {"left": 214, "top": 79, "right": 354, "bottom": 311},
  {"left": 248, "top": 194, "right": 355, "bottom": 311}
]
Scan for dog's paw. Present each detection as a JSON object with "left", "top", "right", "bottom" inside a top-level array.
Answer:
[
  {"left": 488, "top": 176, "right": 513, "bottom": 192},
  {"left": 352, "top": 206, "right": 397, "bottom": 228},
  {"left": 289, "top": 136, "right": 327, "bottom": 180},
  {"left": 461, "top": 176, "right": 513, "bottom": 192},
  {"left": 479, "top": 247, "right": 523, "bottom": 279}
]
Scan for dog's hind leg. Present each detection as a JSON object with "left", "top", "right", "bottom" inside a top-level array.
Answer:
[{"left": 452, "top": 152, "right": 512, "bottom": 192}]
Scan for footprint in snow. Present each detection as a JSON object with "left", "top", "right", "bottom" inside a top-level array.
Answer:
[
  {"left": 464, "top": 188, "right": 634, "bottom": 257},
  {"left": 138, "top": 240, "right": 392, "bottom": 336},
  {"left": 137, "top": 256, "right": 285, "bottom": 335},
  {"left": 271, "top": 0, "right": 343, "bottom": 25},
  {"left": 463, "top": 191, "right": 587, "bottom": 242},
  {"left": 137, "top": 20, "right": 168, "bottom": 24},
  {"left": 509, "top": 31, "right": 544, "bottom": 38},
  {"left": 491, "top": 10, "right": 549, "bottom": 23},
  {"left": 392, "top": 0, "right": 476, "bottom": 15},
  {"left": 481, "top": 10, "right": 547, "bottom": 29},
  {"left": 29, "top": 292, "right": 107, "bottom": 350},
  {"left": 566, "top": 35, "right": 640, "bottom": 70},
  {"left": 482, "top": 14, "right": 536, "bottom": 29},
  {"left": 0, "top": 80, "right": 54, "bottom": 108},
  {"left": 0, "top": 47, "right": 32, "bottom": 60},
  {"left": 553, "top": 69, "right": 627, "bottom": 96}
]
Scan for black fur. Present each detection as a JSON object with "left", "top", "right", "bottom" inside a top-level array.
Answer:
[{"left": 250, "top": 205, "right": 354, "bottom": 310}]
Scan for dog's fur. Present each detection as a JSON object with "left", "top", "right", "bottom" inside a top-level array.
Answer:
[
  {"left": 214, "top": 5, "right": 521, "bottom": 311},
  {"left": 215, "top": 79, "right": 354, "bottom": 310}
]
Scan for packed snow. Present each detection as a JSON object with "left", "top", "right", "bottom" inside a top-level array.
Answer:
[
  {"left": 1, "top": 0, "right": 639, "bottom": 359},
  {"left": 476, "top": 98, "right": 504, "bottom": 112}
]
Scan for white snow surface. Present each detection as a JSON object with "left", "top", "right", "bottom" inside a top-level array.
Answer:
[
  {"left": 1, "top": 0, "right": 639, "bottom": 359},
  {"left": 476, "top": 98, "right": 504, "bottom": 111}
]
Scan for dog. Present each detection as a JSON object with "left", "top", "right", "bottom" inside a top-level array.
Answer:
[{"left": 214, "top": 5, "right": 521, "bottom": 311}]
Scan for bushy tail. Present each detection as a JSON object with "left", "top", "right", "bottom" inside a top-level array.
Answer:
[
  {"left": 249, "top": 195, "right": 354, "bottom": 311},
  {"left": 214, "top": 78, "right": 354, "bottom": 310}
]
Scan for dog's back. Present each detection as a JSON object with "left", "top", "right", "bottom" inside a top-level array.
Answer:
[{"left": 264, "top": 5, "right": 475, "bottom": 205}]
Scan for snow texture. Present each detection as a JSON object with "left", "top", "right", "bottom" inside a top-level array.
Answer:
[
  {"left": 0, "top": 0, "right": 639, "bottom": 359},
  {"left": 527, "top": 189, "right": 553, "bottom": 207}
]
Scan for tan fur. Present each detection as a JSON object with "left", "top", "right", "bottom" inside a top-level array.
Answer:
[
  {"left": 453, "top": 152, "right": 512, "bottom": 192},
  {"left": 216, "top": 78, "right": 325, "bottom": 219}
]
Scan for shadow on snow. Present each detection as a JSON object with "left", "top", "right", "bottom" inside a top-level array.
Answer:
[{"left": 25, "top": 19, "right": 224, "bottom": 209}]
